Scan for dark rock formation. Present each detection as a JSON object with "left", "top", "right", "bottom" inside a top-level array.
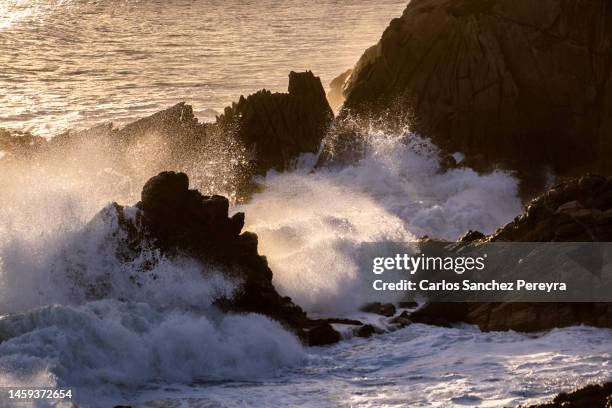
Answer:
[
  {"left": 411, "top": 302, "right": 612, "bottom": 332},
  {"left": 523, "top": 381, "right": 612, "bottom": 408},
  {"left": 411, "top": 174, "right": 612, "bottom": 331},
  {"left": 360, "top": 302, "right": 397, "bottom": 317},
  {"left": 491, "top": 174, "right": 612, "bottom": 242},
  {"left": 95, "top": 171, "right": 341, "bottom": 346},
  {"left": 307, "top": 323, "right": 342, "bottom": 346},
  {"left": 459, "top": 230, "right": 486, "bottom": 242},
  {"left": 217, "top": 71, "right": 334, "bottom": 175},
  {"left": 326, "top": 68, "right": 352, "bottom": 112},
  {"left": 2, "top": 71, "right": 332, "bottom": 201},
  {"left": 355, "top": 324, "right": 378, "bottom": 338},
  {"left": 342, "top": 0, "right": 612, "bottom": 191},
  {"left": 389, "top": 311, "right": 412, "bottom": 328}
]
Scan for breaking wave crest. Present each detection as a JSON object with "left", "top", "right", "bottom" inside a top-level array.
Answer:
[{"left": 241, "top": 130, "right": 522, "bottom": 313}]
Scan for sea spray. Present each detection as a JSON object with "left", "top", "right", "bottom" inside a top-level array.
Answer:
[{"left": 240, "top": 131, "right": 522, "bottom": 314}]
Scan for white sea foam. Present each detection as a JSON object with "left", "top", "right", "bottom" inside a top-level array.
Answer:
[
  {"left": 0, "top": 163, "right": 304, "bottom": 406},
  {"left": 0, "top": 300, "right": 304, "bottom": 406},
  {"left": 0, "top": 123, "right": 607, "bottom": 408},
  {"left": 241, "top": 131, "right": 522, "bottom": 314}
]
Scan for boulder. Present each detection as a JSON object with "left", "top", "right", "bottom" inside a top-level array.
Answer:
[
  {"left": 306, "top": 323, "right": 343, "bottom": 346},
  {"left": 217, "top": 71, "right": 334, "bottom": 175},
  {"left": 411, "top": 174, "right": 612, "bottom": 331},
  {"left": 355, "top": 324, "right": 378, "bottom": 338},
  {"left": 360, "top": 302, "right": 397, "bottom": 317},
  {"left": 342, "top": 0, "right": 612, "bottom": 191},
  {"left": 94, "top": 171, "right": 342, "bottom": 345},
  {"left": 389, "top": 311, "right": 412, "bottom": 328}
]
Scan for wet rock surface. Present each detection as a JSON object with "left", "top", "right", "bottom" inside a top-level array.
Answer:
[
  {"left": 95, "top": 171, "right": 341, "bottom": 346},
  {"left": 360, "top": 302, "right": 397, "bottom": 317},
  {"left": 217, "top": 70, "right": 334, "bottom": 176},
  {"left": 411, "top": 174, "right": 612, "bottom": 331},
  {"left": 522, "top": 381, "right": 612, "bottom": 408},
  {"left": 342, "top": 0, "right": 612, "bottom": 188}
]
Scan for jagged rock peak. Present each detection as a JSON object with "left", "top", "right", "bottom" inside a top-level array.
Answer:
[{"left": 217, "top": 71, "right": 334, "bottom": 174}]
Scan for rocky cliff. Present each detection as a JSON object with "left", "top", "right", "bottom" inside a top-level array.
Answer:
[
  {"left": 411, "top": 174, "right": 612, "bottom": 331},
  {"left": 342, "top": 0, "right": 612, "bottom": 190}
]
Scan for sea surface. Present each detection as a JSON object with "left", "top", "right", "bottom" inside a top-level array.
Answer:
[
  {"left": 0, "top": 0, "right": 406, "bottom": 136},
  {"left": 0, "top": 1, "right": 611, "bottom": 408}
]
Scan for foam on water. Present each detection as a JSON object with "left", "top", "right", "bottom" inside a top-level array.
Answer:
[
  {"left": 0, "top": 123, "right": 608, "bottom": 407},
  {"left": 0, "top": 167, "right": 304, "bottom": 406},
  {"left": 241, "top": 131, "right": 522, "bottom": 314},
  {"left": 127, "top": 325, "right": 612, "bottom": 408}
]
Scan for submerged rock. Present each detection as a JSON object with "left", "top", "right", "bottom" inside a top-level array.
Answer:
[
  {"left": 342, "top": 0, "right": 612, "bottom": 190},
  {"left": 411, "top": 174, "right": 612, "bottom": 331},
  {"left": 94, "top": 171, "right": 341, "bottom": 346}
]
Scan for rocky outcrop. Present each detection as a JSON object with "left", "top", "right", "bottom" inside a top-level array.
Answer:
[
  {"left": 2, "top": 71, "right": 333, "bottom": 200},
  {"left": 360, "top": 302, "right": 397, "bottom": 317},
  {"left": 491, "top": 174, "right": 612, "bottom": 242},
  {"left": 342, "top": 0, "right": 612, "bottom": 189},
  {"left": 326, "top": 69, "right": 352, "bottom": 112},
  {"left": 95, "top": 171, "right": 341, "bottom": 346},
  {"left": 523, "top": 381, "right": 612, "bottom": 408},
  {"left": 411, "top": 174, "right": 612, "bottom": 331},
  {"left": 217, "top": 71, "right": 334, "bottom": 175}
]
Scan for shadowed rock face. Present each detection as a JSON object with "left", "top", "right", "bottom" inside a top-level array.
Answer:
[
  {"left": 411, "top": 174, "right": 612, "bottom": 331},
  {"left": 342, "top": 0, "right": 612, "bottom": 184},
  {"left": 96, "top": 171, "right": 341, "bottom": 346},
  {"left": 217, "top": 71, "right": 334, "bottom": 175}
]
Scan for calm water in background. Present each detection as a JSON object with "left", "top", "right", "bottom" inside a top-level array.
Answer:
[{"left": 0, "top": 0, "right": 407, "bottom": 136}]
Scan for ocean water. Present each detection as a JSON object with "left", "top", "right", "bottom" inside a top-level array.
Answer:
[
  {"left": 0, "top": 1, "right": 611, "bottom": 408},
  {"left": 1, "top": 126, "right": 610, "bottom": 407},
  {"left": 0, "top": 0, "right": 406, "bottom": 136}
]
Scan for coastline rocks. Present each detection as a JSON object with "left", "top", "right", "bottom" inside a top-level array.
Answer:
[
  {"left": 326, "top": 68, "right": 352, "bottom": 112},
  {"left": 2, "top": 71, "right": 333, "bottom": 201},
  {"left": 94, "top": 171, "right": 341, "bottom": 346},
  {"left": 411, "top": 174, "right": 612, "bottom": 331},
  {"left": 523, "top": 381, "right": 612, "bottom": 408},
  {"left": 411, "top": 302, "right": 612, "bottom": 332},
  {"left": 342, "top": 0, "right": 612, "bottom": 186},
  {"left": 217, "top": 71, "right": 334, "bottom": 175},
  {"left": 360, "top": 302, "right": 397, "bottom": 317},
  {"left": 491, "top": 174, "right": 612, "bottom": 242}
]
